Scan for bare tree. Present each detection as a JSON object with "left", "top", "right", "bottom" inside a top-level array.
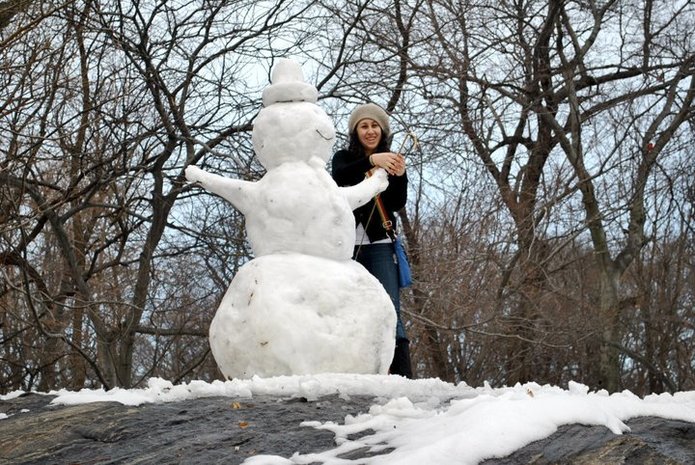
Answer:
[
  {"left": 0, "top": 0, "right": 324, "bottom": 391},
  {"left": 333, "top": 0, "right": 695, "bottom": 391},
  {"left": 0, "top": 0, "right": 36, "bottom": 31},
  {"left": 2, "top": 0, "right": 692, "bottom": 394}
]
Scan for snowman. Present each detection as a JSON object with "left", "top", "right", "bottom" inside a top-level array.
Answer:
[{"left": 185, "top": 59, "right": 397, "bottom": 379}]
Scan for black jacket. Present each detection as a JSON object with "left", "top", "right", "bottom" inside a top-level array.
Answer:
[{"left": 331, "top": 149, "right": 408, "bottom": 242}]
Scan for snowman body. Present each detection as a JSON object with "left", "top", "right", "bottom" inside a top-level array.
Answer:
[
  {"left": 208, "top": 254, "right": 396, "bottom": 378},
  {"left": 186, "top": 59, "right": 397, "bottom": 379},
  {"left": 243, "top": 160, "right": 355, "bottom": 260}
]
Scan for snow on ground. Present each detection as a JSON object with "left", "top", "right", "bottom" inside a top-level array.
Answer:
[{"left": 2, "top": 374, "right": 694, "bottom": 465}]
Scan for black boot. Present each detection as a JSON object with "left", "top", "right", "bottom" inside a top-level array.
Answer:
[{"left": 389, "top": 338, "right": 413, "bottom": 378}]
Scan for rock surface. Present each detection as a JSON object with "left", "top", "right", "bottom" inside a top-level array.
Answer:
[
  {"left": 1, "top": 392, "right": 693, "bottom": 465},
  {"left": 481, "top": 416, "right": 695, "bottom": 465}
]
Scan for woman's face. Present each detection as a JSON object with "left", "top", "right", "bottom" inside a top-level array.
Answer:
[{"left": 355, "top": 118, "right": 382, "bottom": 154}]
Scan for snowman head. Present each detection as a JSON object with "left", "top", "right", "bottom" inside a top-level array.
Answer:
[{"left": 252, "top": 59, "right": 336, "bottom": 170}]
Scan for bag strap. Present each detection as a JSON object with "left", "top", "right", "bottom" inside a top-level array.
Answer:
[
  {"left": 373, "top": 194, "right": 397, "bottom": 241},
  {"left": 366, "top": 169, "right": 397, "bottom": 242}
]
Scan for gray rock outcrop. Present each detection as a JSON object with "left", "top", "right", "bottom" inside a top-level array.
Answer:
[{"left": 1, "top": 392, "right": 693, "bottom": 464}]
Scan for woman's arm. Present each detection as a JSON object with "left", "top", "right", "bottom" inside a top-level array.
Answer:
[
  {"left": 331, "top": 149, "right": 373, "bottom": 187},
  {"left": 331, "top": 148, "right": 407, "bottom": 212},
  {"left": 381, "top": 171, "right": 408, "bottom": 212}
]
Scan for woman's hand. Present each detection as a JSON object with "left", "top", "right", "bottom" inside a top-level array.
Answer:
[{"left": 370, "top": 152, "right": 406, "bottom": 176}]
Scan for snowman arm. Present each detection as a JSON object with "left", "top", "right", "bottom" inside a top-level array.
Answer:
[
  {"left": 340, "top": 168, "right": 389, "bottom": 210},
  {"left": 185, "top": 166, "right": 256, "bottom": 213}
]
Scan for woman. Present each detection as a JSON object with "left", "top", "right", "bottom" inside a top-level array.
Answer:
[{"left": 331, "top": 103, "right": 413, "bottom": 378}]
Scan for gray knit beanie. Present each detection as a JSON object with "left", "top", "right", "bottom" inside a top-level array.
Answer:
[{"left": 347, "top": 103, "right": 390, "bottom": 136}]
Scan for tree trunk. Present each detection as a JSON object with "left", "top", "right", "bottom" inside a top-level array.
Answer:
[{"left": 594, "top": 266, "right": 622, "bottom": 392}]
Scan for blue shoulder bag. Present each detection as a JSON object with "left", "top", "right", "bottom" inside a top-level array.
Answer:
[{"left": 374, "top": 194, "right": 413, "bottom": 288}]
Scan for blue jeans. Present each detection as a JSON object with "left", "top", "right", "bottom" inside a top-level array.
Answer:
[{"left": 354, "top": 243, "right": 407, "bottom": 341}]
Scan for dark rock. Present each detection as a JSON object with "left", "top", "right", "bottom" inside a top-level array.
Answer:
[
  {"left": 0, "top": 393, "right": 376, "bottom": 465},
  {"left": 481, "top": 417, "right": 695, "bottom": 465},
  {"left": 1, "top": 393, "right": 693, "bottom": 465}
]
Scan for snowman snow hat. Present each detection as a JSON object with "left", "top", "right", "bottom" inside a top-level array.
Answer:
[
  {"left": 252, "top": 59, "right": 336, "bottom": 169},
  {"left": 261, "top": 59, "right": 318, "bottom": 106}
]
